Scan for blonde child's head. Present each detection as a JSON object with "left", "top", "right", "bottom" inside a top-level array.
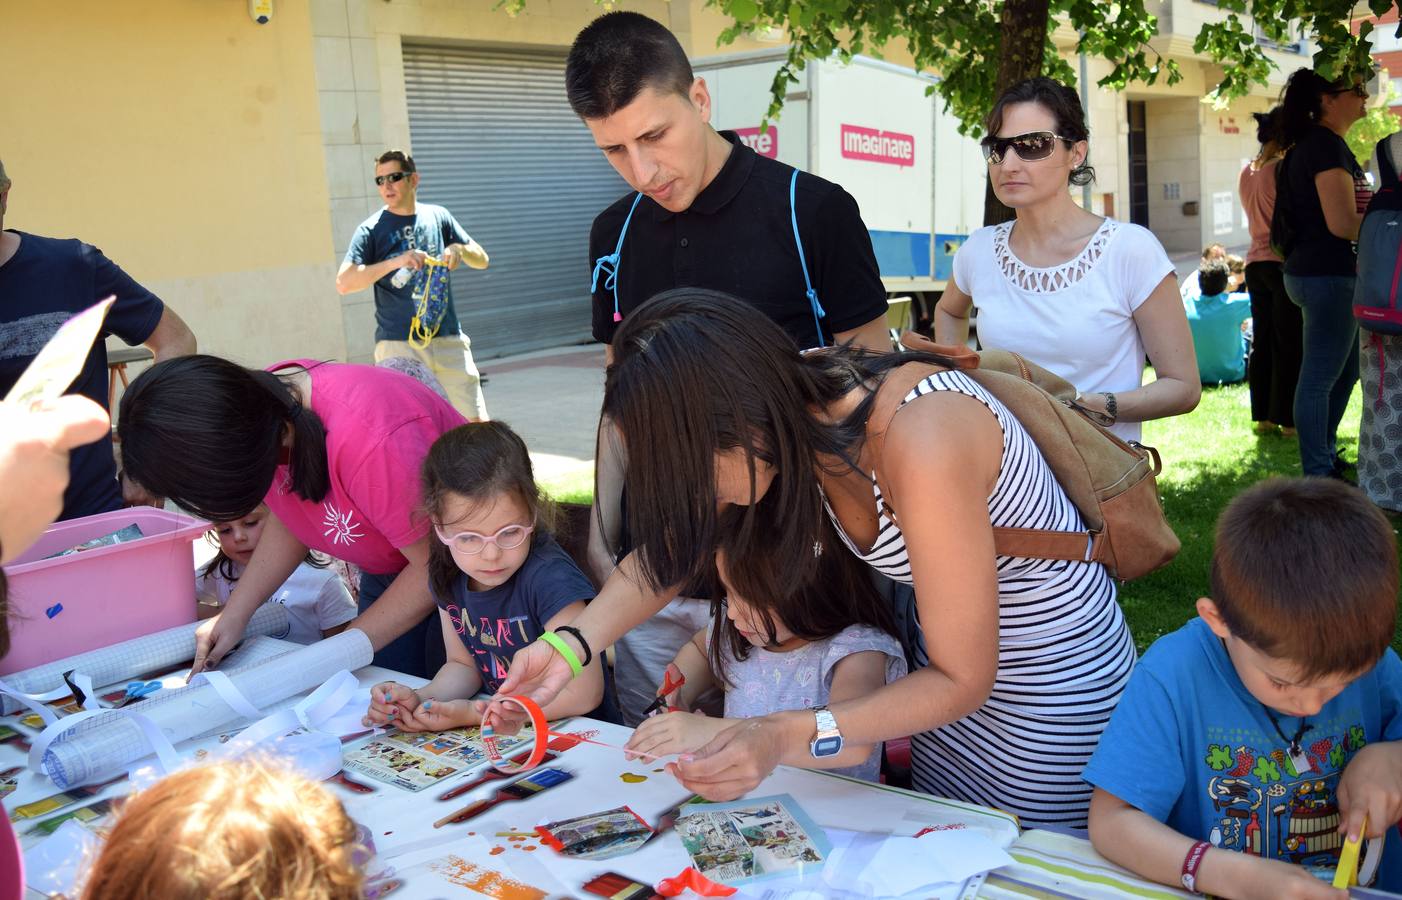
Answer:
[
  {"left": 1200, "top": 477, "right": 1398, "bottom": 716},
  {"left": 80, "top": 760, "right": 364, "bottom": 900}
]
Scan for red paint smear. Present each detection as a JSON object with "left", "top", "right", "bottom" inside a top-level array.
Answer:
[{"left": 914, "top": 823, "right": 968, "bottom": 837}]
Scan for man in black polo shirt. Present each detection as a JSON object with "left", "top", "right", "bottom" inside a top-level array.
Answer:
[
  {"left": 573, "top": 12, "right": 890, "bottom": 353},
  {"left": 566, "top": 12, "right": 892, "bottom": 724}
]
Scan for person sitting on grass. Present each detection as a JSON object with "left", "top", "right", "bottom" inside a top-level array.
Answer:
[
  {"left": 1184, "top": 259, "right": 1252, "bottom": 386},
  {"left": 1084, "top": 477, "right": 1402, "bottom": 899}
]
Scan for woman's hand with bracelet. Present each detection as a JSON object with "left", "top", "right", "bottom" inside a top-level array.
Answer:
[
  {"left": 1072, "top": 391, "right": 1118, "bottom": 428},
  {"left": 491, "top": 630, "right": 582, "bottom": 724}
]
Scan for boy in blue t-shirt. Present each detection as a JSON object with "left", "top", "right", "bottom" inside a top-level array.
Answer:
[
  {"left": 1085, "top": 477, "right": 1402, "bottom": 898},
  {"left": 1184, "top": 259, "right": 1253, "bottom": 384}
]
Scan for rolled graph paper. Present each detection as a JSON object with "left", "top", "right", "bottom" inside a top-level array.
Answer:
[
  {"left": 41, "top": 628, "right": 373, "bottom": 789},
  {"left": 1, "top": 603, "right": 291, "bottom": 715}
]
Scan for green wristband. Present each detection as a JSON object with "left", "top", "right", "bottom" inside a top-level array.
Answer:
[{"left": 540, "top": 630, "right": 583, "bottom": 679}]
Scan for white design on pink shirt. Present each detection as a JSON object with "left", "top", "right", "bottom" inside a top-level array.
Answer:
[{"left": 321, "top": 503, "right": 365, "bottom": 546}]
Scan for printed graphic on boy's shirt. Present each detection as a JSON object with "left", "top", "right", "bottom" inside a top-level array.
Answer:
[{"left": 1201, "top": 722, "right": 1366, "bottom": 867}]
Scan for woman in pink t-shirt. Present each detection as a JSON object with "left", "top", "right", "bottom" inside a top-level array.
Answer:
[
  {"left": 118, "top": 355, "right": 466, "bottom": 678},
  {"left": 1238, "top": 106, "right": 1302, "bottom": 436}
]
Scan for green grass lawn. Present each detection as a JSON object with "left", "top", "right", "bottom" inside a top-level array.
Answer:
[
  {"left": 1130, "top": 375, "right": 1402, "bottom": 654},
  {"left": 545, "top": 375, "right": 1402, "bottom": 654}
]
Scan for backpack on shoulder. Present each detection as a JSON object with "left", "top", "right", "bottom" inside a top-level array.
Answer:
[
  {"left": 869, "top": 333, "right": 1180, "bottom": 581},
  {"left": 1354, "top": 136, "right": 1402, "bottom": 335}
]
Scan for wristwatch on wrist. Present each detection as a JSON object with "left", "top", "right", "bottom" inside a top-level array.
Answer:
[{"left": 809, "top": 705, "right": 844, "bottom": 759}]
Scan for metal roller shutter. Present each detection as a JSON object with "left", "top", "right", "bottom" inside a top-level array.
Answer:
[{"left": 403, "top": 43, "right": 627, "bottom": 358}]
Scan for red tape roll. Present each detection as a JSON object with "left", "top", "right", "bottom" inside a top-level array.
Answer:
[{"left": 481, "top": 695, "right": 549, "bottom": 774}]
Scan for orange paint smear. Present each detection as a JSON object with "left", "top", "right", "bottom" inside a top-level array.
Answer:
[
  {"left": 430, "top": 854, "right": 546, "bottom": 900},
  {"left": 490, "top": 846, "right": 506, "bottom": 855}
]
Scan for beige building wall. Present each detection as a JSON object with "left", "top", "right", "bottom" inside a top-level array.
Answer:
[{"left": 2, "top": 0, "right": 344, "bottom": 373}]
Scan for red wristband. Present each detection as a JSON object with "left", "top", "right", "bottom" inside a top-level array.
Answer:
[{"left": 1180, "top": 840, "right": 1211, "bottom": 893}]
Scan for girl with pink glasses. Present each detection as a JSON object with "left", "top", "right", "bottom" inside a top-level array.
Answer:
[{"left": 365, "top": 421, "right": 615, "bottom": 730}]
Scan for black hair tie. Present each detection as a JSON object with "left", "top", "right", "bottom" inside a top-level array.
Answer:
[{"left": 553, "top": 625, "right": 593, "bottom": 668}]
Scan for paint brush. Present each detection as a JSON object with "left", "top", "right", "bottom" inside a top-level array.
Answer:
[
  {"left": 582, "top": 872, "right": 664, "bottom": 900},
  {"left": 436, "top": 750, "right": 559, "bottom": 802},
  {"left": 432, "top": 767, "right": 573, "bottom": 828}
]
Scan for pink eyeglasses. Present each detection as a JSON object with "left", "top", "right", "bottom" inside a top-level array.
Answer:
[{"left": 433, "top": 523, "right": 534, "bottom": 555}]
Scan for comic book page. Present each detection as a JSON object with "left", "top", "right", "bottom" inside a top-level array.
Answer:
[
  {"left": 675, "top": 794, "right": 830, "bottom": 886},
  {"left": 342, "top": 725, "right": 533, "bottom": 792}
]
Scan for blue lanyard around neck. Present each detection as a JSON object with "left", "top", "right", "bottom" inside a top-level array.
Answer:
[{"left": 590, "top": 168, "right": 827, "bottom": 346}]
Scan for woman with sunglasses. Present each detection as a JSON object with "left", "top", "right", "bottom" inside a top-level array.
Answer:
[
  {"left": 117, "top": 354, "right": 466, "bottom": 679},
  {"left": 935, "top": 77, "right": 1200, "bottom": 442},
  {"left": 1274, "top": 68, "right": 1371, "bottom": 479}
]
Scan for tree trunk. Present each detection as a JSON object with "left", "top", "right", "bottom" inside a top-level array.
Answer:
[{"left": 983, "top": 0, "right": 1052, "bottom": 226}]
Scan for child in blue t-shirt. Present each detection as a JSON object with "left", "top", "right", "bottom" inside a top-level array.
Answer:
[
  {"left": 1085, "top": 477, "right": 1402, "bottom": 898},
  {"left": 364, "top": 422, "right": 616, "bottom": 729},
  {"left": 1184, "top": 259, "right": 1253, "bottom": 384}
]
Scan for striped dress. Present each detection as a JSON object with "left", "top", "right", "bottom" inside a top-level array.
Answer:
[{"left": 827, "top": 370, "right": 1136, "bottom": 828}]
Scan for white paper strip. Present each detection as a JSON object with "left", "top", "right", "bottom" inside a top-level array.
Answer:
[
  {"left": 0, "top": 603, "right": 291, "bottom": 715},
  {"left": 39, "top": 628, "right": 372, "bottom": 788}
]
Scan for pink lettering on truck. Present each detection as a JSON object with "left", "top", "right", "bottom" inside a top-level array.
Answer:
[
  {"left": 840, "top": 124, "right": 915, "bottom": 167},
  {"left": 734, "top": 126, "right": 778, "bottom": 158}
]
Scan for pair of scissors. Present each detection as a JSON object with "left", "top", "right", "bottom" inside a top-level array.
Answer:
[
  {"left": 641, "top": 668, "right": 686, "bottom": 718},
  {"left": 111, "top": 680, "right": 162, "bottom": 708}
]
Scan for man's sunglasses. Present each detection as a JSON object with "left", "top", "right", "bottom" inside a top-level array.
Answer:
[
  {"left": 374, "top": 171, "right": 413, "bottom": 187},
  {"left": 980, "top": 131, "right": 1075, "bottom": 165}
]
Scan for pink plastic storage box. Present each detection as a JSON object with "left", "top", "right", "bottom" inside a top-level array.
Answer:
[{"left": 0, "top": 507, "right": 210, "bottom": 675}]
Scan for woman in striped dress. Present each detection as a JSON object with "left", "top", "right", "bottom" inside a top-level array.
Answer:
[{"left": 497, "top": 290, "right": 1136, "bottom": 827}]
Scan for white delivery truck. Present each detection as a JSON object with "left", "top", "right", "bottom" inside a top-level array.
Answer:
[{"left": 692, "top": 48, "right": 987, "bottom": 317}]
